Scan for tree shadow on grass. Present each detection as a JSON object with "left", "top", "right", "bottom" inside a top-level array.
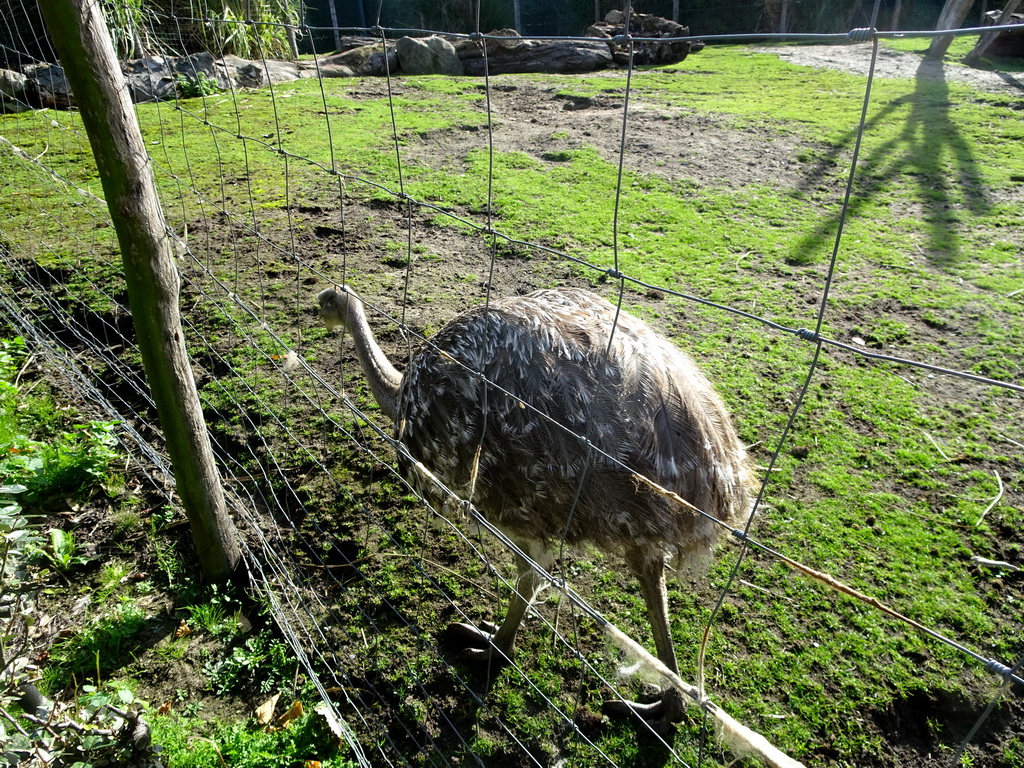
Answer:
[{"left": 792, "top": 57, "right": 990, "bottom": 270}]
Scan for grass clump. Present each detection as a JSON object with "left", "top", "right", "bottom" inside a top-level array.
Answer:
[
  {"left": 150, "top": 708, "right": 356, "bottom": 768},
  {"left": 0, "top": 338, "right": 119, "bottom": 508}
]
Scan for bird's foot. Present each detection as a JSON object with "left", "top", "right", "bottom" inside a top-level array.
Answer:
[
  {"left": 440, "top": 621, "right": 511, "bottom": 665},
  {"left": 602, "top": 687, "right": 685, "bottom": 738}
]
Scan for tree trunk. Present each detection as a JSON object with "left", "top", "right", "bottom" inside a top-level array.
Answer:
[
  {"left": 328, "top": 0, "right": 341, "bottom": 52},
  {"left": 36, "top": 0, "right": 242, "bottom": 582},
  {"left": 963, "top": 0, "right": 1021, "bottom": 65},
  {"left": 927, "top": 0, "right": 975, "bottom": 59}
]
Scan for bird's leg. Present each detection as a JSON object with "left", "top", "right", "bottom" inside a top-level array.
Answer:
[
  {"left": 448, "top": 544, "right": 553, "bottom": 664},
  {"left": 603, "top": 549, "right": 685, "bottom": 737}
]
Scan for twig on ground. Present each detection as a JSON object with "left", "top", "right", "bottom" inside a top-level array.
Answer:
[
  {"left": 998, "top": 434, "right": 1024, "bottom": 451},
  {"left": 975, "top": 471, "right": 1003, "bottom": 527},
  {"left": 970, "top": 556, "right": 1020, "bottom": 572},
  {"left": 922, "top": 431, "right": 951, "bottom": 461}
]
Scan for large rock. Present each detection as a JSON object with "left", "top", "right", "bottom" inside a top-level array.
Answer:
[
  {"left": 455, "top": 33, "right": 613, "bottom": 75},
  {"left": 316, "top": 43, "right": 398, "bottom": 77},
  {"left": 124, "top": 52, "right": 305, "bottom": 102},
  {"left": 0, "top": 68, "right": 31, "bottom": 112},
  {"left": 217, "top": 55, "right": 303, "bottom": 87},
  {"left": 396, "top": 36, "right": 463, "bottom": 76},
  {"left": 978, "top": 10, "right": 1024, "bottom": 58},
  {"left": 22, "top": 62, "right": 72, "bottom": 109}
]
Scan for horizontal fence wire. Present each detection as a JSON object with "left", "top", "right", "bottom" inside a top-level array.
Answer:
[{"left": 1, "top": 8, "right": 1022, "bottom": 767}]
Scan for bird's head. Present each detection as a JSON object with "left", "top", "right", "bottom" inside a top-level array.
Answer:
[{"left": 317, "top": 284, "right": 359, "bottom": 331}]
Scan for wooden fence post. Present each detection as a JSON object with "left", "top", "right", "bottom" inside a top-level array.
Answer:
[
  {"left": 37, "top": 0, "right": 242, "bottom": 581},
  {"left": 963, "top": 0, "right": 1021, "bottom": 65},
  {"left": 927, "top": 0, "right": 976, "bottom": 59}
]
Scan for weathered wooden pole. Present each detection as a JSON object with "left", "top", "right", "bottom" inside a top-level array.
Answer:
[
  {"left": 37, "top": 0, "right": 242, "bottom": 581},
  {"left": 963, "top": 0, "right": 1021, "bottom": 65},
  {"left": 927, "top": 0, "right": 976, "bottom": 59}
]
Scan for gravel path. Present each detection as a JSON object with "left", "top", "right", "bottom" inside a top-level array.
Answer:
[{"left": 759, "top": 42, "right": 1024, "bottom": 95}]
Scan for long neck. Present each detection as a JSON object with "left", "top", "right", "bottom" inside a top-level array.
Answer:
[{"left": 344, "top": 293, "right": 403, "bottom": 421}]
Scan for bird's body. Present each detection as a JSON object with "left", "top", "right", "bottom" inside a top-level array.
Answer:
[
  {"left": 319, "top": 285, "right": 753, "bottom": 731},
  {"left": 396, "top": 288, "right": 749, "bottom": 567}
]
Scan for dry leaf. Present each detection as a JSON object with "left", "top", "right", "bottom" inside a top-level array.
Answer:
[
  {"left": 173, "top": 620, "right": 191, "bottom": 639},
  {"left": 255, "top": 693, "right": 281, "bottom": 727},
  {"left": 277, "top": 700, "right": 303, "bottom": 727},
  {"left": 304, "top": 762, "right": 322, "bottom": 768}
]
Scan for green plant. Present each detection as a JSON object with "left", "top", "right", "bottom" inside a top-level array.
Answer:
[
  {"left": 44, "top": 598, "right": 148, "bottom": 691},
  {"left": 0, "top": 486, "right": 38, "bottom": 577},
  {"left": 185, "top": 0, "right": 300, "bottom": 60},
  {"left": 1, "top": 679, "right": 162, "bottom": 768},
  {"left": 96, "top": 560, "right": 134, "bottom": 602},
  {"left": 33, "top": 527, "right": 91, "bottom": 571},
  {"left": 203, "top": 632, "right": 295, "bottom": 696},
  {"left": 186, "top": 599, "right": 241, "bottom": 638},
  {"left": 150, "top": 708, "right": 354, "bottom": 768},
  {"left": 0, "top": 414, "right": 119, "bottom": 508},
  {"left": 174, "top": 71, "right": 222, "bottom": 99},
  {"left": 111, "top": 504, "right": 143, "bottom": 536},
  {"left": 149, "top": 517, "right": 184, "bottom": 587},
  {"left": 100, "top": 0, "right": 150, "bottom": 58}
]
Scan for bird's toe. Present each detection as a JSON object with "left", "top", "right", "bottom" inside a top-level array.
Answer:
[
  {"left": 444, "top": 621, "right": 494, "bottom": 649},
  {"left": 439, "top": 622, "right": 513, "bottom": 668},
  {"left": 602, "top": 687, "right": 684, "bottom": 738}
]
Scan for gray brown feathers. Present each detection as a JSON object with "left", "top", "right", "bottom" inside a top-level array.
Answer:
[{"left": 381, "top": 287, "right": 753, "bottom": 570}]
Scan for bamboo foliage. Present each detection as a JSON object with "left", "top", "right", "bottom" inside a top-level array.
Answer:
[
  {"left": 97, "top": 0, "right": 302, "bottom": 60},
  {"left": 187, "top": 0, "right": 301, "bottom": 59},
  {"left": 100, "top": 0, "right": 150, "bottom": 58}
]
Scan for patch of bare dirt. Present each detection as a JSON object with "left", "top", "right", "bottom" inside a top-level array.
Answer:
[
  {"left": 760, "top": 41, "right": 1024, "bottom": 94},
  {"left": 403, "top": 79, "right": 815, "bottom": 192}
]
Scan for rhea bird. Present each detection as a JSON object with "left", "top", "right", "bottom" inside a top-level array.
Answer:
[{"left": 317, "top": 284, "right": 753, "bottom": 731}]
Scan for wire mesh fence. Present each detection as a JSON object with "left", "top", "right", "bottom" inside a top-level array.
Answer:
[{"left": 1, "top": 2, "right": 1023, "bottom": 766}]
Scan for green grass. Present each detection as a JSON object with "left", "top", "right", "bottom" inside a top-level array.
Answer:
[
  {"left": 150, "top": 709, "right": 357, "bottom": 768},
  {"left": 0, "top": 338, "right": 120, "bottom": 509},
  {"left": 2, "top": 39, "right": 1023, "bottom": 767}
]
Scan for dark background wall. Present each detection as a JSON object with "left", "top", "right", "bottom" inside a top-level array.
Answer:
[
  {"left": 299, "top": 0, "right": 962, "bottom": 54},
  {"left": 0, "top": 0, "right": 976, "bottom": 67}
]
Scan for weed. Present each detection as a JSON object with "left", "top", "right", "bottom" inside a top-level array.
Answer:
[
  {"left": 150, "top": 708, "right": 355, "bottom": 768},
  {"left": 186, "top": 595, "right": 243, "bottom": 638},
  {"left": 202, "top": 632, "right": 297, "bottom": 696},
  {"left": 175, "top": 72, "right": 221, "bottom": 99},
  {"left": 111, "top": 504, "right": 143, "bottom": 536},
  {"left": 34, "top": 527, "right": 91, "bottom": 571},
  {"left": 44, "top": 598, "right": 148, "bottom": 691},
  {"left": 96, "top": 561, "right": 134, "bottom": 602},
  {"left": 152, "top": 636, "right": 189, "bottom": 661},
  {"left": 149, "top": 517, "right": 184, "bottom": 586}
]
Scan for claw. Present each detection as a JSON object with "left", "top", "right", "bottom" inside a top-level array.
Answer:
[
  {"left": 446, "top": 622, "right": 496, "bottom": 650},
  {"left": 603, "top": 687, "right": 684, "bottom": 738},
  {"left": 440, "top": 622, "right": 510, "bottom": 666}
]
